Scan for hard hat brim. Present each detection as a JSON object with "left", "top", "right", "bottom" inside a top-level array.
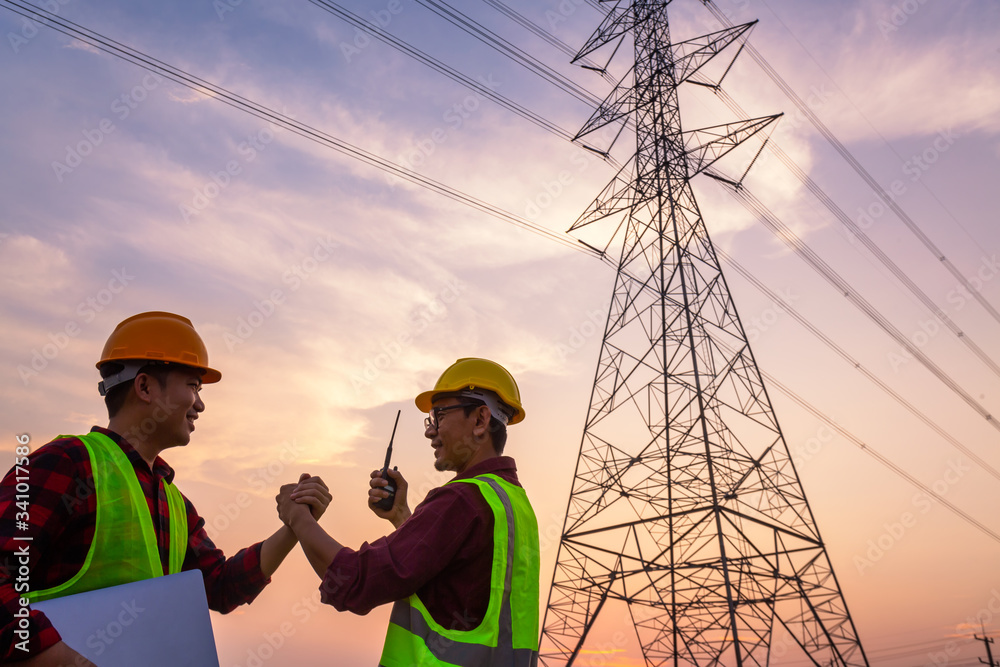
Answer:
[{"left": 414, "top": 387, "right": 524, "bottom": 424}]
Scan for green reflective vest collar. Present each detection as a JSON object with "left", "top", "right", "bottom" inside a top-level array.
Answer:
[
  {"left": 379, "top": 473, "right": 540, "bottom": 667},
  {"left": 25, "top": 432, "right": 188, "bottom": 603}
]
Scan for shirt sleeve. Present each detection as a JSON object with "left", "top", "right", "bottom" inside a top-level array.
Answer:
[
  {"left": 0, "top": 441, "right": 84, "bottom": 661},
  {"left": 183, "top": 496, "right": 271, "bottom": 614},
  {"left": 321, "top": 484, "right": 487, "bottom": 615}
]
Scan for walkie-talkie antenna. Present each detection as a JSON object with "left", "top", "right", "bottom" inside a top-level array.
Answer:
[{"left": 374, "top": 410, "right": 401, "bottom": 511}]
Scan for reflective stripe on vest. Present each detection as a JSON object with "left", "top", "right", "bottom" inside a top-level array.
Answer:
[
  {"left": 26, "top": 432, "right": 188, "bottom": 602},
  {"left": 379, "top": 474, "right": 540, "bottom": 667}
]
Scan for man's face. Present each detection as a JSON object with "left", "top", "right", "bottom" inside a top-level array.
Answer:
[
  {"left": 145, "top": 367, "right": 205, "bottom": 448},
  {"left": 424, "top": 397, "right": 487, "bottom": 473}
]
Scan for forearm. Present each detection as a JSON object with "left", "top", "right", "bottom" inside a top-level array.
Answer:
[
  {"left": 288, "top": 513, "right": 343, "bottom": 579},
  {"left": 258, "top": 524, "right": 299, "bottom": 578}
]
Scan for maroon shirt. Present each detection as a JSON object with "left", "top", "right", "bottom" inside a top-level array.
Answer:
[
  {"left": 322, "top": 457, "right": 522, "bottom": 631},
  {"left": 0, "top": 427, "right": 270, "bottom": 661}
]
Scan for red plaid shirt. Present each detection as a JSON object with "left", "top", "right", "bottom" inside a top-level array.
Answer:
[{"left": 0, "top": 427, "right": 270, "bottom": 662}]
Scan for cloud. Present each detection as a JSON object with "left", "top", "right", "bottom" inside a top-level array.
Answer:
[
  {"left": 830, "top": 3, "right": 1000, "bottom": 141},
  {"left": 0, "top": 234, "right": 73, "bottom": 297}
]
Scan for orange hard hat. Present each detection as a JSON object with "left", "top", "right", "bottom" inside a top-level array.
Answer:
[{"left": 96, "top": 311, "right": 221, "bottom": 395}]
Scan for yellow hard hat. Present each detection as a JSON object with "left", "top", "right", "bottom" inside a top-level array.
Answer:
[
  {"left": 96, "top": 311, "right": 221, "bottom": 395},
  {"left": 415, "top": 358, "right": 524, "bottom": 425}
]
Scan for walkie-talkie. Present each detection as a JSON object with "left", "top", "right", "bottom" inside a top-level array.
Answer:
[{"left": 374, "top": 410, "right": 401, "bottom": 511}]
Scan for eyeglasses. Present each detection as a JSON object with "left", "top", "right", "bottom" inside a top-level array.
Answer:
[{"left": 424, "top": 403, "right": 482, "bottom": 430}]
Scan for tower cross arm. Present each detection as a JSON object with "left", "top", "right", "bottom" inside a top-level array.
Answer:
[
  {"left": 572, "top": 1, "right": 644, "bottom": 64},
  {"left": 672, "top": 21, "right": 757, "bottom": 85},
  {"left": 684, "top": 114, "right": 783, "bottom": 177}
]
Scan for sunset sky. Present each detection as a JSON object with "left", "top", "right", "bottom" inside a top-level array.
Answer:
[{"left": 1, "top": 0, "right": 999, "bottom": 665}]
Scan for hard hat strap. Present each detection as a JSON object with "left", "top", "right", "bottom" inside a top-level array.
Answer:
[
  {"left": 97, "top": 360, "right": 151, "bottom": 396},
  {"left": 456, "top": 389, "right": 513, "bottom": 426}
]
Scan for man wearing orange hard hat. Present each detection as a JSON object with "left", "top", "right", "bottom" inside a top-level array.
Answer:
[
  {"left": 276, "top": 357, "right": 541, "bottom": 666},
  {"left": 0, "top": 311, "right": 330, "bottom": 666}
]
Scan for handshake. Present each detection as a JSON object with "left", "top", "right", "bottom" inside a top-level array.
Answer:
[
  {"left": 274, "top": 473, "right": 332, "bottom": 526},
  {"left": 273, "top": 468, "right": 411, "bottom": 529}
]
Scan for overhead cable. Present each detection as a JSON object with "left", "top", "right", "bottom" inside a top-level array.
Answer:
[
  {"left": 607, "top": 254, "right": 1000, "bottom": 546},
  {"left": 304, "top": 0, "right": 575, "bottom": 142},
  {"left": 708, "top": 172, "right": 1000, "bottom": 435},
  {"left": 0, "top": 0, "right": 585, "bottom": 256},
  {"left": 702, "top": 0, "right": 1000, "bottom": 327},
  {"left": 5, "top": 0, "right": 994, "bottom": 548},
  {"left": 701, "top": 80, "right": 1000, "bottom": 381},
  {"left": 480, "top": 0, "right": 617, "bottom": 85},
  {"left": 412, "top": 0, "right": 604, "bottom": 107},
  {"left": 717, "top": 246, "right": 1000, "bottom": 483}
]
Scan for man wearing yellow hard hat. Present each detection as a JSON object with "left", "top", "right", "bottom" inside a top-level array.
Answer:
[
  {"left": 276, "top": 358, "right": 540, "bottom": 666},
  {"left": 0, "top": 312, "right": 330, "bottom": 666}
]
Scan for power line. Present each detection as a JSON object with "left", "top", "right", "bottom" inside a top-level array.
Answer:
[
  {"left": 6, "top": 0, "right": 996, "bottom": 551},
  {"left": 0, "top": 0, "right": 586, "bottom": 257},
  {"left": 701, "top": 0, "right": 1000, "bottom": 328},
  {"left": 462, "top": 1, "right": 1000, "bottom": 401},
  {"left": 754, "top": 0, "right": 992, "bottom": 261},
  {"left": 304, "top": 0, "right": 577, "bottom": 142},
  {"left": 594, "top": 250, "right": 1000, "bottom": 546},
  {"left": 480, "top": 0, "right": 617, "bottom": 85},
  {"left": 746, "top": 347, "right": 1000, "bottom": 544},
  {"left": 413, "top": 0, "right": 603, "bottom": 107},
  {"left": 709, "top": 172, "right": 1000, "bottom": 436},
  {"left": 716, "top": 246, "right": 1000, "bottom": 484},
  {"left": 704, "top": 82, "right": 1000, "bottom": 382}
]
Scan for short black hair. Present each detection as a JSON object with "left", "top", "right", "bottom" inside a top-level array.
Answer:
[
  {"left": 100, "top": 362, "right": 171, "bottom": 418},
  {"left": 462, "top": 402, "right": 508, "bottom": 455}
]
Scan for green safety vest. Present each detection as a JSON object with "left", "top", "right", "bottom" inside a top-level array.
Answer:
[
  {"left": 379, "top": 473, "right": 540, "bottom": 667},
  {"left": 26, "top": 432, "right": 188, "bottom": 602}
]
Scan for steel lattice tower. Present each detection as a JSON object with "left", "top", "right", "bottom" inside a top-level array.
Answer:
[{"left": 539, "top": 3, "right": 869, "bottom": 666}]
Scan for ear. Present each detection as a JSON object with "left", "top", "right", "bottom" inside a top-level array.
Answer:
[
  {"left": 131, "top": 372, "right": 157, "bottom": 405},
  {"left": 472, "top": 405, "right": 491, "bottom": 437}
]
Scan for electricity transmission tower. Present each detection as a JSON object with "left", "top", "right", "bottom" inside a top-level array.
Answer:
[{"left": 539, "top": 3, "right": 869, "bottom": 666}]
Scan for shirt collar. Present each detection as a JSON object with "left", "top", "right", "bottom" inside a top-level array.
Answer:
[
  {"left": 454, "top": 455, "right": 518, "bottom": 482},
  {"left": 90, "top": 426, "right": 176, "bottom": 483}
]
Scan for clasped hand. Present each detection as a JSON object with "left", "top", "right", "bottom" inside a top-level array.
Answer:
[{"left": 276, "top": 473, "right": 332, "bottom": 526}]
